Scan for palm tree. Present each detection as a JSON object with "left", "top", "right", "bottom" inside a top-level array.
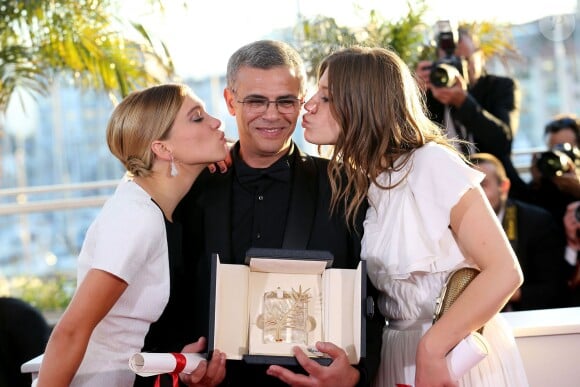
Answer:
[{"left": 0, "top": 0, "right": 175, "bottom": 113}]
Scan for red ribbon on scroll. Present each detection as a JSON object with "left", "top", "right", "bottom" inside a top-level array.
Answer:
[{"left": 154, "top": 353, "right": 187, "bottom": 387}]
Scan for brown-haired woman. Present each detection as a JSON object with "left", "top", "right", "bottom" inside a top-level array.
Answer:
[{"left": 302, "top": 46, "right": 529, "bottom": 387}]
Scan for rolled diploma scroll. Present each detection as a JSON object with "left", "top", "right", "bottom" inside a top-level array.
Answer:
[
  {"left": 129, "top": 352, "right": 204, "bottom": 377},
  {"left": 446, "top": 332, "right": 489, "bottom": 380}
]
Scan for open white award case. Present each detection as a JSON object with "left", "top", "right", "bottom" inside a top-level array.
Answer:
[{"left": 207, "top": 248, "right": 367, "bottom": 367}]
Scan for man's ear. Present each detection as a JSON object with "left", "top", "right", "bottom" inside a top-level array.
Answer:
[
  {"left": 223, "top": 88, "right": 236, "bottom": 115},
  {"left": 501, "top": 178, "right": 511, "bottom": 196},
  {"left": 151, "top": 141, "right": 171, "bottom": 161}
]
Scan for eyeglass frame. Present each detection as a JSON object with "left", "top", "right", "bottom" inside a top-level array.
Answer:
[{"left": 234, "top": 94, "right": 304, "bottom": 114}]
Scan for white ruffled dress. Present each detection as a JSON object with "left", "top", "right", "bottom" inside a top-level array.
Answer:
[{"left": 361, "top": 142, "right": 529, "bottom": 387}]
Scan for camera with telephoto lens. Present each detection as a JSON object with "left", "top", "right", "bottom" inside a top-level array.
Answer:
[
  {"left": 429, "top": 20, "right": 468, "bottom": 88},
  {"left": 535, "top": 142, "right": 580, "bottom": 178}
]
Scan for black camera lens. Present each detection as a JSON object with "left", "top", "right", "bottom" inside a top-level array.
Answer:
[
  {"left": 430, "top": 64, "right": 459, "bottom": 88},
  {"left": 536, "top": 143, "right": 579, "bottom": 177},
  {"left": 536, "top": 151, "right": 572, "bottom": 177}
]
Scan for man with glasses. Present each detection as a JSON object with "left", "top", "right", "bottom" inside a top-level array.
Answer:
[{"left": 176, "top": 40, "right": 381, "bottom": 387}]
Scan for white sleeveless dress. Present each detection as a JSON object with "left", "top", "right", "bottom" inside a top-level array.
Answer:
[{"left": 361, "top": 142, "right": 529, "bottom": 387}]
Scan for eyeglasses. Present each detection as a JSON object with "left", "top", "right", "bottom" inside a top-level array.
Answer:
[
  {"left": 236, "top": 97, "right": 303, "bottom": 114},
  {"left": 545, "top": 117, "right": 579, "bottom": 133}
]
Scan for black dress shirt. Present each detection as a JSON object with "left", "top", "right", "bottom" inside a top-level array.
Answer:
[
  {"left": 231, "top": 144, "right": 292, "bottom": 264},
  {"left": 173, "top": 141, "right": 382, "bottom": 387}
]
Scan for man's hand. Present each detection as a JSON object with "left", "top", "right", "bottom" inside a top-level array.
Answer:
[
  {"left": 552, "top": 160, "right": 580, "bottom": 198},
  {"left": 415, "top": 60, "right": 433, "bottom": 91},
  {"left": 266, "top": 342, "right": 360, "bottom": 387},
  {"left": 207, "top": 159, "right": 230, "bottom": 174},
  {"left": 529, "top": 153, "right": 543, "bottom": 185},
  {"left": 430, "top": 73, "right": 468, "bottom": 108},
  {"left": 207, "top": 138, "right": 235, "bottom": 174},
  {"left": 179, "top": 337, "right": 226, "bottom": 387}
]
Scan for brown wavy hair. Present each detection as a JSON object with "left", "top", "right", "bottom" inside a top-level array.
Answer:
[{"left": 318, "top": 46, "right": 465, "bottom": 228}]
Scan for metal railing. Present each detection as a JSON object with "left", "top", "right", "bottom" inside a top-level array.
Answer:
[
  {"left": 512, "top": 147, "right": 545, "bottom": 175},
  {"left": 0, "top": 180, "right": 118, "bottom": 215},
  {"left": 0, "top": 149, "right": 540, "bottom": 216}
]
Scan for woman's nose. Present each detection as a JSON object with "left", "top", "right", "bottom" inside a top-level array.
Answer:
[
  {"left": 212, "top": 116, "right": 222, "bottom": 129},
  {"left": 304, "top": 99, "right": 317, "bottom": 112}
]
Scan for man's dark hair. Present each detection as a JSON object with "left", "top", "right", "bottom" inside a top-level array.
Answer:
[{"left": 544, "top": 114, "right": 580, "bottom": 144}]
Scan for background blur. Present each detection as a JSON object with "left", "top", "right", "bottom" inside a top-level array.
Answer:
[{"left": 1, "top": 0, "right": 579, "bottom": 311}]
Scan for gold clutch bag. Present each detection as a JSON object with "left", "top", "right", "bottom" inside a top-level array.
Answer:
[{"left": 433, "top": 267, "right": 484, "bottom": 334}]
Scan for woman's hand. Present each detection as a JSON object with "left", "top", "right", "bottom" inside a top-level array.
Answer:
[{"left": 415, "top": 335, "right": 458, "bottom": 387}]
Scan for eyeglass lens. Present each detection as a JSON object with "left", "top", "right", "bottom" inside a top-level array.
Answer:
[{"left": 239, "top": 98, "right": 301, "bottom": 113}]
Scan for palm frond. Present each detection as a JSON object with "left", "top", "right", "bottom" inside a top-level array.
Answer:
[{"left": 0, "top": 0, "right": 176, "bottom": 113}]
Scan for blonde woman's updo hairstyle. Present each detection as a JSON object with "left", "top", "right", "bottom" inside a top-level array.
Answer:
[{"left": 106, "top": 84, "right": 190, "bottom": 177}]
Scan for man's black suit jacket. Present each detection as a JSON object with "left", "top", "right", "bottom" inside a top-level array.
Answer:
[
  {"left": 427, "top": 74, "right": 528, "bottom": 200},
  {"left": 502, "top": 199, "right": 570, "bottom": 310},
  {"left": 176, "top": 143, "right": 382, "bottom": 386}
]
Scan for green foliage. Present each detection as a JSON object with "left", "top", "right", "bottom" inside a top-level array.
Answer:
[
  {"left": 459, "top": 21, "right": 520, "bottom": 65},
  {"left": 0, "top": 0, "right": 175, "bottom": 112},
  {"left": 297, "top": 16, "right": 356, "bottom": 81},
  {"left": 0, "top": 273, "right": 75, "bottom": 311},
  {"left": 295, "top": 1, "right": 519, "bottom": 82},
  {"left": 296, "top": 1, "right": 429, "bottom": 81}
]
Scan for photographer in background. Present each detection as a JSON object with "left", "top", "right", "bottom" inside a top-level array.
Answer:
[
  {"left": 469, "top": 153, "right": 570, "bottom": 311},
  {"left": 524, "top": 115, "right": 580, "bottom": 307},
  {"left": 416, "top": 22, "right": 528, "bottom": 200},
  {"left": 528, "top": 115, "right": 580, "bottom": 223},
  {"left": 563, "top": 201, "right": 580, "bottom": 306}
]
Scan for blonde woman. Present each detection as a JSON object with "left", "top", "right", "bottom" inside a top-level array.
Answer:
[{"left": 37, "top": 84, "right": 228, "bottom": 387}]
